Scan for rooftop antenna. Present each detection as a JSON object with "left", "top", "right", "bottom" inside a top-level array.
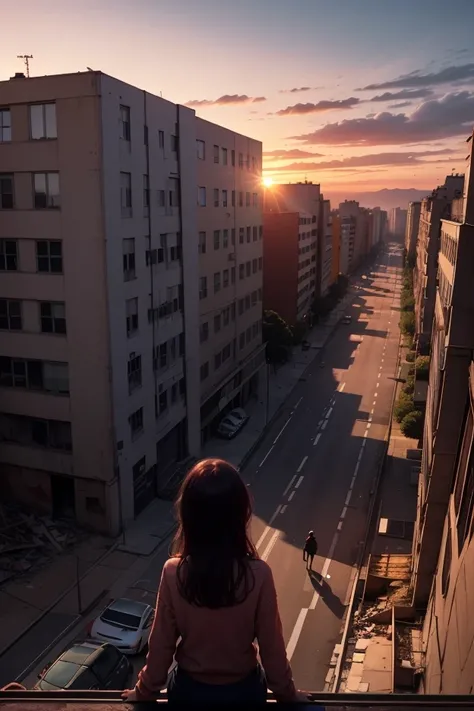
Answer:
[{"left": 17, "top": 54, "right": 33, "bottom": 77}]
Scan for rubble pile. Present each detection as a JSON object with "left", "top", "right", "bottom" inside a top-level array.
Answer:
[{"left": 0, "top": 504, "right": 84, "bottom": 585}]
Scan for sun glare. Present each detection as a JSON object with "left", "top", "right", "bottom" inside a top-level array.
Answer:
[{"left": 263, "top": 177, "right": 273, "bottom": 187}]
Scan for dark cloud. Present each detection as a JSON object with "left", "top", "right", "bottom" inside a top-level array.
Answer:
[
  {"left": 263, "top": 149, "right": 324, "bottom": 160},
  {"left": 264, "top": 149, "right": 457, "bottom": 173},
  {"left": 279, "top": 87, "right": 323, "bottom": 94},
  {"left": 369, "top": 88, "right": 433, "bottom": 102},
  {"left": 389, "top": 102, "right": 412, "bottom": 109},
  {"left": 275, "top": 97, "right": 360, "bottom": 116},
  {"left": 185, "top": 94, "right": 266, "bottom": 107},
  {"left": 359, "top": 63, "right": 474, "bottom": 90},
  {"left": 290, "top": 92, "right": 474, "bottom": 146}
]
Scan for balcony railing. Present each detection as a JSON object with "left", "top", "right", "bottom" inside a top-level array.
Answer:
[{"left": 1, "top": 690, "right": 474, "bottom": 708}]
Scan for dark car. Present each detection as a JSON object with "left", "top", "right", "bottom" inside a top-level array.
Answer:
[{"left": 35, "top": 642, "right": 131, "bottom": 690}]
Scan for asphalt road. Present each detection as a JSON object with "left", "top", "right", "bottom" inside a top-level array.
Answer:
[{"left": 20, "top": 240, "right": 402, "bottom": 692}]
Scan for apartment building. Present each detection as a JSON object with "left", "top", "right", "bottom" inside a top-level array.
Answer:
[
  {"left": 0, "top": 70, "right": 262, "bottom": 533},
  {"left": 405, "top": 201, "right": 421, "bottom": 263},
  {"left": 196, "top": 123, "right": 264, "bottom": 441},
  {"left": 388, "top": 206, "right": 407, "bottom": 237},
  {"left": 317, "top": 197, "right": 333, "bottom": 297},
  {"left": 411, "top": 152, "right": 474, "bottom": 608},
  {"left": 414, "top": 175, "right": 464, "bottom": 350},
  {"left": 331, "top": 211, "right": 341, "bottom": 282},
  {"left": 263, "top": 182, "right": 320, "bottom": 325}
]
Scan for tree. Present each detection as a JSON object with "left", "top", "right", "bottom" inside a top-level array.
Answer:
[
  {"left": 394, "top": 392, "right": 415, "bottom": 423},
  {"left": 405, "top": 352, "right": 416, "bottom": 363},
  {"left": 400, "top": 410, "right": 424, "bottom": 439},
  {"left": 415, "top": 356, "right": 430, "bottom": 381},
  {"left": 263, "top": 310, "right": 293, "bottom": 364},
  {"left": 400, "top": 311, "right": 415, "bottom": 336},
  {"left": 291, "top": 320, "right": 307, "bottom": 345},
  {"left": 400, "top": 291, "right": 414, "bottom": 312}
]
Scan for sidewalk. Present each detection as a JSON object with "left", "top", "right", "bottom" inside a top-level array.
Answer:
[{"left": 0, "top": 291, "right": 352, "bottom": 678}]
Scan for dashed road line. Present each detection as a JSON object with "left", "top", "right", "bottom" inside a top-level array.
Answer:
[
  {"left": 261, "top": 530, "right": 280, "bottom": 562},
  {"left": 256, "top": 505, "right": 282, "bottom": 549},
  {"left": 295, "top": 475, "right": 305, "bottom": 489},
  {"left": 321, "top": 420, "right": 328, "bottom": 431},
  {"left": 325, "top": 407, "right": 333, "bottom": 419},
  {"left": 258, "top": 446, "right": 275, "bottom": 468},
  {"left": 288, "top": 491, "right": 295, "bottom": 502},
  {"left": 273, "top": 417, "right": 292, "bottom": 445},
  {"left": 297, "top": 456, "right": 308, "bottom": 473},
  {"left": 313, "top": 433, "right": 322, "bottom": 447},
  {"left": 282, "top": 475, "right": 297, "bottom": 497}
]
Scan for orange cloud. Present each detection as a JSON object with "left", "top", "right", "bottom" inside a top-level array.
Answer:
[
  {"left": 263, "top": 149, "right": 324, "bottom": 159},
  {"left": 186, "top": 94, "right": 266, "bottom": 107},
  {"left": 275, "top": 98, "right": 360, "bottom": 116}
]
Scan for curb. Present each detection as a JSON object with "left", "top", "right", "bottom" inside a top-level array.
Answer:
[{"left": 0, "top": 539, "right": 119, "bottom": 663}]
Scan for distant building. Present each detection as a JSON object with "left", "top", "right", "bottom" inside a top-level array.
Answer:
[
  {"left": 337, "top": 200, "right": 380, "bottom": 273},
  {"left": 405, "top": 201, "right": 421, "bottom": 262},
  {"left": 263, "top": 182, "right": 320, "bottom": 325},
  {"left": 412, "top": 135, "right": 474, "bottom": 692},
  {"left": 331, "top": 212, "right": 341, "bottom": 283},
  {"left": 317, "top": 198, "right": 333, "bottom": 297},
  {"left": 388, "top": 206, "right": 407, "bottom": 237}
]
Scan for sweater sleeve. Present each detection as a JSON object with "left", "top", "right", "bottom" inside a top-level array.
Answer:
[
  {"left": 135, "top": 561, "right": 179, "bottom": 699},
  {"left": 255, "top": 562, "right": 297, "bottom": 703}
]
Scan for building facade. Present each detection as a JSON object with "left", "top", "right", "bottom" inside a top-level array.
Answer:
[
  {"left": 388, "top": 206, "right": 407, "bottom": 237},
  {"left": 317, "top": 197, "right": 333, "bottom": 297},
  {"left": 0, "top": 70, "right": 263, "bottom": 533},
  {"left": 263, "top": 182, "right": 320, "bottom": 325},
  {"left": 405, "top": 201, "right": 421, "bottom": 263}
]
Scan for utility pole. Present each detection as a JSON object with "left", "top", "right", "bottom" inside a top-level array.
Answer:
[{"left": 17, "top": 54, "right": 33, "bottom": 77}]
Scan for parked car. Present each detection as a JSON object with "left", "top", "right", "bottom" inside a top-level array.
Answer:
[
  {"left": 89, "top": 598, "right": 154, "bottom": 655},
  {"left": 217, "top": 407, "right": 249, "bottom": 439},
  {"left": 342, "top": 314, "right": 352, "bottom": 324},
  {"left": 35, "top": 642, "right": 131, "bottom": 690}
]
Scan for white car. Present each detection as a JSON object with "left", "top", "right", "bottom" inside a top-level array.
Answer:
[
  {"left": 217, "top": 407, "right": 249, "bottom": 439},
  {"left": 89, "top": 598, "right": 154, "bottom": 655}
]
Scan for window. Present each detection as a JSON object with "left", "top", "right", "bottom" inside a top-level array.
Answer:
[
  {"left": 128, "top": 354, "right": 142, "bottom": 392},
  {"left": 200, "top": 362, "right": 209, "bottom": 381},
  {"left": 197, "top": 187, "right": 206, "bottom": 207},
  {"left": 223, "top": 269, "right": 229, "bottom": 288},
  {"left": 252, "top": 321, "right": 259, "bottom": 337},
  {"left": 252, "top": 193, "right": 258, "bottom": 207},
  {"left": 231, "top": 302, "right": 236, "bottom": 320},
  {"left": 200, "top": 322, "right": 209, "bottom": 343},
  {"left": 214, "top": 188, "right": 219, "bottom": 208},
  {"left": 213, "top": 230, "right": 220, "bottom": 251},
  {"left": 253, "top": 258, "right": 258, "bottom": 274},
  {"left": 222, "top": 343, "right": 231, "bottom": 362},
  {"left": 238, "top": 153, "right": 243, "bottom": 168},
  {"left": 129, "top": 407, "right": 143, "bottom": 436},
  {"left": 40, "top": 302, "right": 66, "bottom": 334},
  {"left": 231, "top": 228, "right": 235, "bottom": 246},
  {"left": 246, "top": 326, "right": 251, "bottom": 343},
  {"left": 223, "top": 229, "right": 229, "bottom": 248},
  {"left": 245, "top": 294, "right": 251, "bottom": 310},
  {"left": 214, "top": 314, "right": 221, "bottom": 333},
  {"left": 238, "top": 298, "right": 244, "bottom": 315},
  {"left": 222, "top": 190, "right": 228, "bottom": 208},
  {"left": 223, "top": 306, "right": 230, "bottom": 326},
  {"left": 214, "top": 271, "right": 221, "bottom": 293},
  {"left": 169, "top": 178, "right": 179, "bottom": 208},
  {"left": 252, "top": 290, "right": 258, "bottom": 305},
  {"left": 0, "top": 173, "right": 14, "bottom": 213},
  {"left": 199, "top": 231, "right": 206, "bottom": 254},
  {"left": 120, "top": 172, "right": 132, "bottom": 217},
  {"left": 246, "top": 261, "right": 251, "bottom": 277},
  {"left": 33, "top": 172, "right": 60, "bottom": 209},
  {"left": 239, "top": 264, "right": 245, "bottom": 280},
  {"left": 259, "top": 225, "right": 263, "bottom": 239},
  {"left": 0, "top": 109, "right": 11, "bottom": 142},
  {"left": 170, "top": 134, "right": 178, "bottom": 152},
  {"left": 119, "top": 105, "right": 130, "bottom": 141},
  {"left": 253, "top": 226, "right": 258, "bottom": 241},
  {"left": 197, "top": 139, "right": 205, "bottom": 160},
  {"left": 246, "top": 154, "right": 250, "bottom": 170},
  {"left": 213, "top": 145, "right": 219, "bottom": 164},
  {"left": 0, "top": 300, "right": 22, "bottom": 330},
  {"left": 158, "top": 130, "right": 164, "bottom": 149},
  {"left": 126, "top": 297, "right": 138, "bottom": 336},
  {"left": 143, "top": 175, "right": 149, "bottom": 212},
  {"left": 158, "top": 390, "right": 168, "bottom": 414},
  {"left": 214, "top": 352, "right": 222, "bottom": 370},
  {"left": 231, "top": 150, "right": 235, "bottom": 166},
  {"left": 239, "top": 333, "right": 245, "bottom": 349},
  {"left": 171, "top": 382, "right": 178, "bottom": 404},
  {"left": 0, "top": 357, "right": 69, "bottom": 394},
  {"left": 158, "top": 342, "right": 167, "bottom": 369},
  {"left": 36, "top": 240, "right": 62, "bottom": 273},
  {"left": 246, "top": 227, "right": 251, "bottom": 243},
  {"left": 258, "top": 257, "right": 263, "bottom": 271},
  {"left": 123, "top": 238, "right": 136, "bottom": 280},
  {"left": 30, "top": 103, "right": 57, "bottom": 140},
  {"left": 239, "top": 191, "right": 243, "bottom": 207},
  {"left": 222, "top": 147, "right": 228, "bottom": 165},
  {"left": 231, "top": 267, "right": 236, "bottom": 284},
  {"left": 199, "top": 276, "right": 207, "bottom": 300},
  {"left": 158, "top": 189, "right": 165, "bottom": 208},
  {"left": 246, "top": 192, "right": 250, "bottom": 207},
  {"left": 239, "top": 228, "right": 244, "bottom": 244},
  {"left": 232, "top": 191, "right": 235, "bottom": 207},
  {"left": 0, "top": 240, "right": 17, "bottom": 271}
]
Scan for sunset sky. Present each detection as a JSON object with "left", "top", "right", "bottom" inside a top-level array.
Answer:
[{"left": 3, "top": 0, "right": 474, "bottom": 197}]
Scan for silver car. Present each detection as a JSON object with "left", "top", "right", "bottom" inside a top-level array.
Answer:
[
  {"left": 89, "top": 598, "right": 154, "bottom": 655},
  {"left": 217, "top": 407, "right": 249, "bottom": 439}
]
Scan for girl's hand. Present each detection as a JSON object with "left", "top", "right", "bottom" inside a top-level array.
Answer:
[{"left": 121, "top": 688, "right": 140, "bottom": 702}]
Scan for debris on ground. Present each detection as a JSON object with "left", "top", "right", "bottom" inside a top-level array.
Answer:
[{"left": 0, "top": 503, "right": 87, "bottom": 586}]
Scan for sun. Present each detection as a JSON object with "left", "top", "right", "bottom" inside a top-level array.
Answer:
[{"left": 263, "top": 177, "right": 273, "bottom": 188}]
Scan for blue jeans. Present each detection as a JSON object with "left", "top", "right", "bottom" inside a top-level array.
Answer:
[{"left": 167, "top": 665, "right": 268, "bottom": 704}]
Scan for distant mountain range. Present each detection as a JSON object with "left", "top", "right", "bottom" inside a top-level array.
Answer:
[{"left": 325, "top": 188, "right": 430, "bottom": 212}]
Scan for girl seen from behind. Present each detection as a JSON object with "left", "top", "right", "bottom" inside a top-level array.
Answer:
[{"left": 122, "top": 457, "right": 307, "bottom": 704}]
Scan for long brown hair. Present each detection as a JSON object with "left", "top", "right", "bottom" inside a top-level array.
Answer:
[{"left": 172, "top": 458, "right": 257, "bottom": 608}]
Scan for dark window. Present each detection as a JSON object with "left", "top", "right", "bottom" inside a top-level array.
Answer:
[
  {"left": 0, "top": 299, "right": 22, "bottom": 330},
  {"left": 213, "top": 144, "right": 219, "bottom": 163},
  {"left": 239, "top": 264, "right": 245, "bottom": 280},
  {"left": 0, "top": 109, "right": 11, "bottom": 142},
  {"left": 200, "top": 361, "right": 209, "bottom": 381},
  {"left": 246, "top": 261, "right": 251, "bottom": 277},
  {"left": 36, "top": 240, "right": 62, "bottom": 273},
  {"left": 33, "top": 172, "right": 60, "bottom": 209},
  {"left": 231, "top": 150, "right": 235, "bottom": 166},
  {"left": 231, "top": 267, "right": 236, "bottom": 284},
  {"left": 247, "top": 227, "right": 251, "bottom": 243},
  {"left": 0, "top": 174, "right": 14, "bottom": 209},
  {"left": 40, "top": 302, "right": 66, "bottom": 334},
  {"left": 214, "top": 230, "right": 220, "bottom": 250},
  {"left": 126, "top": 298, "right": 138, "bottom": 336},
  {"left": 129, "top": 407, "right": 144, "bottom": 435},
  {"left": 123, "top": 238, "right": 136, "bottom": 280},
  {"left": 0, "top": 239, "right": 17, "bottom": 271},
  {"left": 30, "top": 104, "right": 57, "bottom": 140},
  {"left": 169, "top": 178, "right": 180, "bottom": 208},
  {"left": 143, "top": 175, "right": 149, "bottom": 210},
  {"left": 119, "top": 105, "right": 131, "bottom": 140},
  {"left": 170, "top": 134, "right": 178, "bottom": 152},
  {"left": 159, "top": 390, "right": 168, "bottom": 414},
  {"left": 158, "top": 130, "right": 164, "bottom": 149},
  {"left": 127, "top": 354, "right": 142, "bottom": 392},
  {"left": 253, "top": 226, "right": 258, "bottom": 241},
  {"left": 214, "top": 314, "right": 221, "bottom": 333},
  {"left": 120, "top": 172, "right": 132, "bottom": 216},
  {"left": 199, "top": 231, "right": 206, "bottom": 254},
  {"left": 200, "top": 322, "right": 209, "bottom": 343}
]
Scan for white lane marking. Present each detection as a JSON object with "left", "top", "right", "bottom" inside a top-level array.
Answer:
[
  {"left": 313, "top": 433, "right": 322, "bottom": 447},
  {"left": 373, "top": 400, "right": 376, "bottom": 406},
  {"left": 376, "top": 383, "right": 379, "bottom": 388},
  {"left": 280, "top": 505, "right": 287, "bottom": 514},
  {"left": 317, "top": 419, "right": 323, "bottom": 428},
  {"left": 288, "top": 491, "right": 295, "bottom": 502},
  {"left": 361, "top": 439, "right": 366, "bottom": 449},
  {"left": 337, "top": 521, "right": 343, "bottom": 531},
  {"left": 261, "top": 530, "right": 280, "bottom": 561},
  {"left": 345, "top": 491, "right": 352, "bottom": 506},
  {"left": 286, "top": 609, "right": 309, "bottom": 661},
  {"left": 377, "top": 372, "right": 381, "bottom": 379},
  {"left": 273, "top": 417, "right": 292, "bottom": 445},
  {"left": 297, "top": 457, "right": 308, "bottom": 473},
  {"left": 341, "top": 506, "right": 348, "bottom": 519},
  {"left": 338, "top": 382, "right": 346, "bottom": 392},
  {"left": 295, "top": 396, "right": 303, "bottom": 409},
  {"left": 325, "top": 407, "right": 333, "bottom": 419},
  {"left": 282, "top": 475, "right": 297, "bottom": 497},
  {"left": 370, "top": 408, "right": 374, "bottom": 415},
  {"left": 295, "top": 475, "right": 304, "bottom": 489},
  {"left": 255, "top": 505, "right": 282, "bottom": 549},
  {"left": 259, "top": 446, "right": 274, "bottom": 468},
  {"left": 374, "top": 392, "right": 378, "bottom": 398},
  {"left": 321, "top": 420, "right": 328, "bottom": 431}
]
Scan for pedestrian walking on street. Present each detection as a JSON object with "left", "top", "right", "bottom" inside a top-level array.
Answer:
[{"left": 303, "top": 531, "right": 318, "bottom": 570}]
